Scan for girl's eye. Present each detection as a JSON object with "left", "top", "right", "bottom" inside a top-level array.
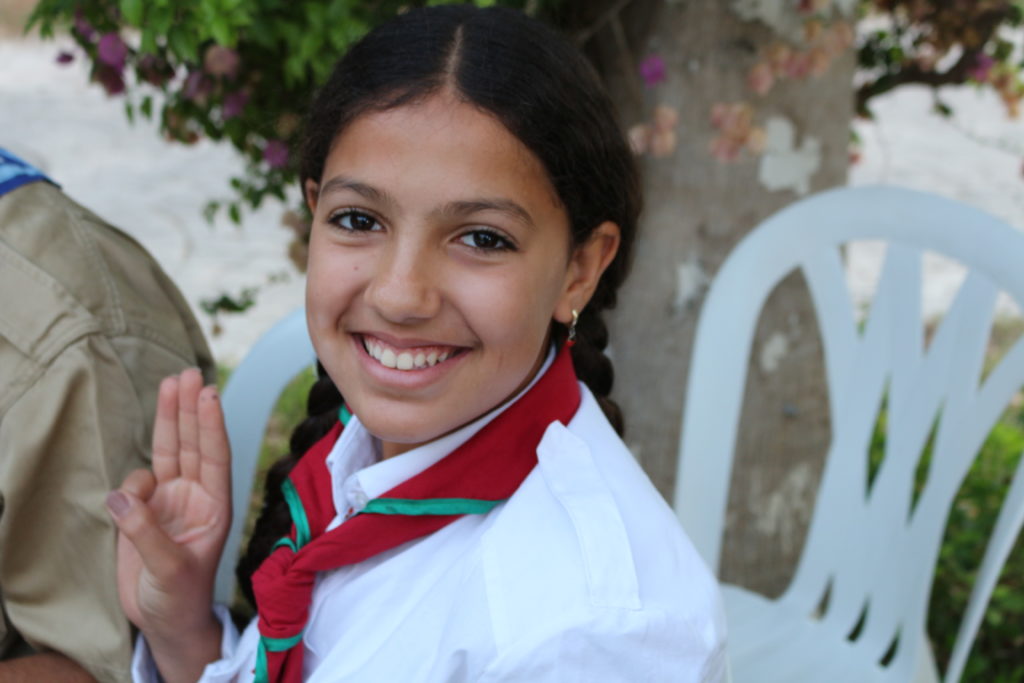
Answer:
[
  {"left": 458, "top": 229, "right": 514, "bottom": 252},
  {"left": 329, "top": 210, "right": 381, "bottom": 232}
]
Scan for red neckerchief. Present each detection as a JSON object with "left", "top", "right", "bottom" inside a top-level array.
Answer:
[{"left": 251, "top": 344, "right": 581, "bottom": 683}]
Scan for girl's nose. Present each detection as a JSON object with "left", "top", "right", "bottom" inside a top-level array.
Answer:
[{"left": 364, "top": 242, "right": 442, "bottom": 324}]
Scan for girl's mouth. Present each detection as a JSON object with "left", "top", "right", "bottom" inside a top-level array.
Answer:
[{"left": 360, "top": 335, "right": 466, "bottom": 371}]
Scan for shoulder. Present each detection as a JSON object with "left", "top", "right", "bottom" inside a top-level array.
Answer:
[
  {"left": 0, "top": 182, "right": 212, "bottom": 382},
  {"left": 478, "top": 385, "right": 727, "bottom": 679}
]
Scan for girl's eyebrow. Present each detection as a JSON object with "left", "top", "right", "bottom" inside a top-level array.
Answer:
[
  {"left": 436, "top": 199, "right": 535, "bottom": 228},
  {"left": 320, "top": 175, "right": 535, "bottom": 228},
  {"left": 319, "top": 175, "right": 396, "bottom": 208}
]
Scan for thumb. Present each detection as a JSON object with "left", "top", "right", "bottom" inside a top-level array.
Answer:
[{"left": 106, "top": 489, "right": 187, "bottom": 584}]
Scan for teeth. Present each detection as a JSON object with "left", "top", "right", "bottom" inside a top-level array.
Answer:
[{"left": 363, "top": 337, "right": 457, "bottom": 371}]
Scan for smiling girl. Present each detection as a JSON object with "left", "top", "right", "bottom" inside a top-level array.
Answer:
[{"left": 107, "top": 6, "right": 726, "bottom": 682}]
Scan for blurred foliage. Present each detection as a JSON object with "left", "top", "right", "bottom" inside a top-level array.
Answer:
[
  {"left": 25, "top": 0, "right": 528, "bottom": 228},
  {"left": 24, "top": 0, "right": 1024, "bottom": 221},
  {"left": 857, "top": 0, "right": 1024, "bottom": 118}
]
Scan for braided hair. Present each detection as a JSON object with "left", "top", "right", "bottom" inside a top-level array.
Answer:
[{"left": 236, "top": 5, "right": 640, "bottom": 607}]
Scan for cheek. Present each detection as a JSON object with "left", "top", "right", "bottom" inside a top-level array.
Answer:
[
  {"left": 305, "top": 246, "right": 362, "bottom": 328},
  {"left": 462, "top": 262, "right": 567, "bottom": 348}
]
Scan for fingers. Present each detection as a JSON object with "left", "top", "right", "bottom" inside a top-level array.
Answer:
[
  {"left": 151, "top": 377, "right": 180, "bottom": 482},
  {"left": 121, "top": 468, "right": 158, "bottom": 502},
  {"left": 177, "top": 368, "right": 203, "bottom": 481},
  {"left": 106, "top": 489, "right": 187, "bottom": 585},
  {"left": 197, "top": 386, "right": 232, "bottom": 505}
]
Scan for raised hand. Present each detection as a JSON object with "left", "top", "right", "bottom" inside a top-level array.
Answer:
[{"left": 106, "top": 368, "right": 230, "bottom": 683}]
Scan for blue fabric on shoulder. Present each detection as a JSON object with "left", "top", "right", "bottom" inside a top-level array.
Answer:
[{"left": 0, "top": 148, "right": 57, "bottom": 197}]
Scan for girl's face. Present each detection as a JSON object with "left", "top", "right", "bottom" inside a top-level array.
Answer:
[{"left": 305, "top": 93, "right": 618, "bottom": 458}]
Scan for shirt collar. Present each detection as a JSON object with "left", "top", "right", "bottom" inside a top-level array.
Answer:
[{"left": 324, "top": 345, "right": 557, "bottom": 523}]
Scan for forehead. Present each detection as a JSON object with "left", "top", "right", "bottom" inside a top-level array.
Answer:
[{"left": 321, "top": 94, "right": 563, "bottom": 213}]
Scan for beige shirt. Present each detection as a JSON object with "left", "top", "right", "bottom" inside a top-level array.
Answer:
[{"left": 0, "top": 180, "right": 214, "bottom": 682}]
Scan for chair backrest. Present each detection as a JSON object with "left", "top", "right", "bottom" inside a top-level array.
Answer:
[
  {"left": 215, "top": 308, "right": 316, "bottom": 604},
  {"left": 675, "top": 186, "right": 1024, "bottom": 681}
]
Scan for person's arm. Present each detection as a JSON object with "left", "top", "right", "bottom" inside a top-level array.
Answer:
[
  {"left": 0, "top": 336, "right": 155, "bottom": 683},
  {"left": 0, "top": 653, "right": 97, "bottom": 682}
]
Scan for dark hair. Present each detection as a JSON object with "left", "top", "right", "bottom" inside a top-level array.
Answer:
[{"left": 236, "top": 5, "right": 640, "bottom": 608}]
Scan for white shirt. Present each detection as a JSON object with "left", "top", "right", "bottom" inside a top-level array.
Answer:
[{"left": 133, "top": 362, "right": 728, "bottom": 682}]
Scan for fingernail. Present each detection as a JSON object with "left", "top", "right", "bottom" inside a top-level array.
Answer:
[{"left": 106, "top": 491, "right": 130, "bottom": 517}]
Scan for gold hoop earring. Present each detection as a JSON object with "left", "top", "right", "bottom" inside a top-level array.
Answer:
[{"left": 568, "top": 309, "right": 579, "bottom": 343}]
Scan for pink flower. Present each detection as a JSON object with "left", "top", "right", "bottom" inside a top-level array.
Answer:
[
  {"left": 56, "top": 51, "right": 75, "bottom": 65},
  {"left": 969, "top": 54, "right": 996, "bottom": 83},
  {"left": 652, "top": 104, "right": 679, "bottom": 132},
  {"left": 97, "top": 33, "right": 127, "bottom": 72},
  {"left": 204, "top": 45, "right": 241, "bottom": 79},
  {"left": 808, "top": 47, "right": 831, "bottom": 77},
  {"left": 137, "top": 54, "right": 173, "bottom": 87},
  {"left": 747, "top": 62, "right": 775, "bottom": 95},
  {"left": 639, "top": 55, "right": 667, "bottom": 87},
  {"left": 649, "top": 128, "right": 678, "bottom": 158},
  {"left": 765, "top": 43, "right": 793, "bottom": 77},
  {"left": 73, "top": 12, "right": 95, "bottom": 41},
  {"left": 223, "top": 91, "right": 249, "bottom": 120},
  {"left": 745, "top": 126, "right": 767, "bottom": 154},
  {"left": 798, "top": 0, "right": 830, "bottom": 13},
  {"left": 784, "top": 52, "right": 813, "bottom": 80},
  {"left": 828, "top": 21, "right": 855, "bottom": 52},
  {"left": 710, "top": 136, "right": 742, "bottom": 162},
  {"left": 264, "top": 140, "right": 289, "bottom": 169},
  {"left": 93, "top": 63, "right": 125, "bottom": 96},
  {"left": 183, "top": 71, "right": 212, "bottom": 102}
]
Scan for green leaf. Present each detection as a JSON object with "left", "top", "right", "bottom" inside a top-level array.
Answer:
[
  {"left": 120, "top": 0, "right": 144, "bottom": 26},
  {"left": 124, "top": 100, "right": 135, "bottom": 124},
  {"left": 140, "top": 95, "right": 153, "bottom": 119},
  {"left": 994, "top": 40, "right": 1014, "bottom": 62},
  {"left": 203, "top": 200, "right": 221, "bottom": 223},
  {"left": 151, "top": 6, "right": 173, "bottom": 38},
  {"left": 210, "top": 16, "right": 234, "bottom": 48},
  {"left": 228, "top": 202, "right": 241, "bottom": 224},
  {"left": 140, "top": 29, "right": 157, "bottom": 54}
]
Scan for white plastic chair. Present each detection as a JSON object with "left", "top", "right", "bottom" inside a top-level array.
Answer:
[
  {"left": 675, "top": 186, "right": 1024, "bottom": 682},
  {"left": 215, "top": 308, "right": 316, "bottom": 603}
]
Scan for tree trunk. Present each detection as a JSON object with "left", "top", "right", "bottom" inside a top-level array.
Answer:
[{"left": 582, "top": 0, "right": 856, "bottom": 596}]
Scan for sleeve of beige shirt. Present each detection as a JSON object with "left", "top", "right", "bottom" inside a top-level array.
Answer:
[{"left": 0, "top": 332, "right": 201, "bottom": 683}]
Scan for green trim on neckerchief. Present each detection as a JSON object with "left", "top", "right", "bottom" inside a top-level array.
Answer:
[
  {"left": 271, "top": 536, "right": 298, "bottom": 553},
  {"left": 281, "top": 479, "right": 311, "bottom": 549},
  {"left": 272, "top": 406, "right": 349, "bottom": 554},
  {"left": 254, "top": 632, "right": 304, "bottom": 683},
  {"left": 361, "top": 497, "right": 506, "bottom": 516}
]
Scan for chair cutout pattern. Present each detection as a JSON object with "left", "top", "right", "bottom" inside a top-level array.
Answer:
[
  {"left": 215, "top": 308, "right": 316, "bottom": 604},
  {"left": 675, "top": 186, "right": 1024, "bottom": 682}
]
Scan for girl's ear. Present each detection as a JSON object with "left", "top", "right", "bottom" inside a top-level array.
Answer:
[
  {"left": 304, "top": 179, "right": 320, "bottom": 215},
  {"left": 555, "top": 221, "right": 621, "bottom": 325}
]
